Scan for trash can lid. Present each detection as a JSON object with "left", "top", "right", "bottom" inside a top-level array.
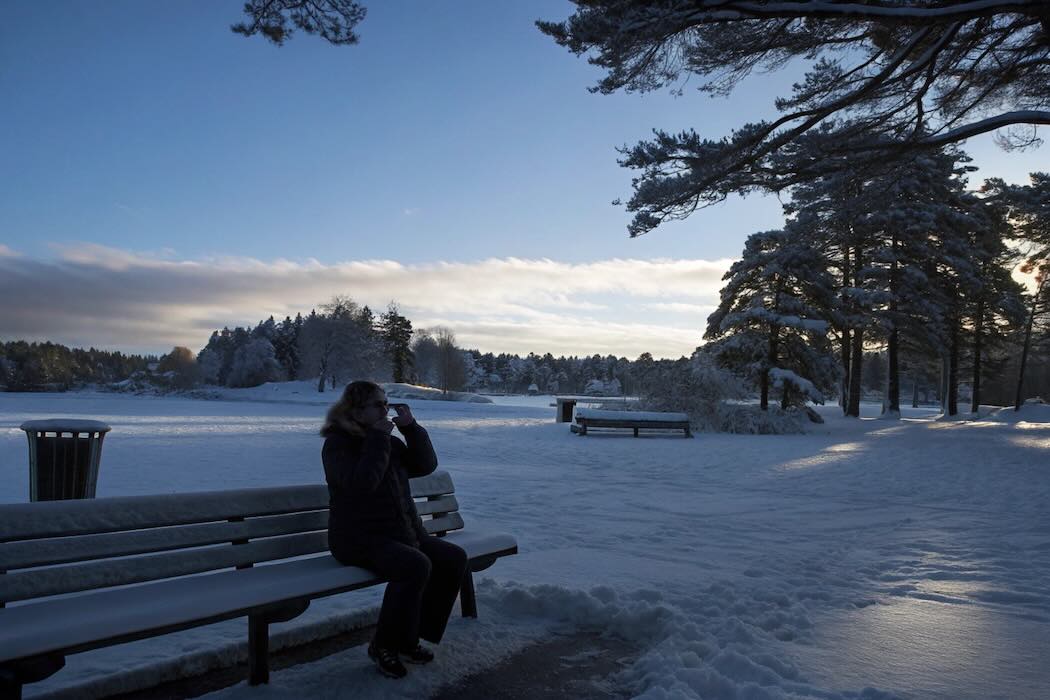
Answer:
[{"left": 20, "top": 419, "right": 112, "bottom": 434}]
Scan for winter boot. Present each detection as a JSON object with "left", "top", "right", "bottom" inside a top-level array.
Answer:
[
  {"left": 368, "top": 642, "right": 407, "bottom": 679},
  {"left": 401, "top": 643, "right": 435, "bottom": 664}
]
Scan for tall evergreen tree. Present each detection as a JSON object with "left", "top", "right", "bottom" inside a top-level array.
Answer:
[
  {"left": 983, "top": 173, "right": 1050, "bottom": 408},
  {"left": 379, "top": 303, "right": 414, "bottom": 383},
  {"left": 705, "top": 228, "right": 839, "bottom": 410}
]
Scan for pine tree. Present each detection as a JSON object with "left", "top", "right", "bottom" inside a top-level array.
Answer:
[
  {"left": 379, "top": 303, "right": 414, "bottom": 383},
  {"left": 705, "top": 228, "right": 838, "bottom": 410},
  {"left": 983, "top": 173, "right": 1050, "bottom": 409}
]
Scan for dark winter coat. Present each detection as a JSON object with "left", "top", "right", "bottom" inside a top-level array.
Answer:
[{"left": 322, "top": 421, "right": 438, "bottom": 561}]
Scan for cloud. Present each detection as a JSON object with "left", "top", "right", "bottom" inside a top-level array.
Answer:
[
  {"left": 0, "top": 245, "right": 731, "bottom": 358},
  {"left": 642, "top": 302, "right": 717, "bottom": 315},
  {"left": 0, "top": 244, "right": 19, "bottom": 258}
]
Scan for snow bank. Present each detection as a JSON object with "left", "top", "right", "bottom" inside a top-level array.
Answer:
[
  {"left": 382, "top": 383, "right": 492, "bottom": 404},
  {"left": 987, "top": 399, "right": 1050, "bottom": 425}
]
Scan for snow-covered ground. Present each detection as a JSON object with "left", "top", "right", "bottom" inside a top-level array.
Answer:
[{"left": 2, "top": 391, "right": 1049, "bottom": 699}]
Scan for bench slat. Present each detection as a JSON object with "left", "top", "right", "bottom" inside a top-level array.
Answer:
[
  {"left": 414, "top": 494, "right": 458, "bottom": 517},
  {"left": 0, "top": 510, "right": 329, "bottom": 571},
  {"left": 0, "top": 485, "right": 329, "bottom": 542},
  {"left": 0, "top": 531, "right": 329, "bottom": 603},
  {"left": 409, "top": 471, "right": 454, "bottom": 499},
  {"left": 424, "top": 512, "right": 464, "bottom": 535}
]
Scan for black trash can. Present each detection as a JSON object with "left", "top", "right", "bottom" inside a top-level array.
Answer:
[{"left": 19, "top": 419, "right": 111, "bottom": 501}]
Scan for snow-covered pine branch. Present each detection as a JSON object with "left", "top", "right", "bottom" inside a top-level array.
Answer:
[{"left": 540, "top": 1, "right": 1050, "bottom": 237}]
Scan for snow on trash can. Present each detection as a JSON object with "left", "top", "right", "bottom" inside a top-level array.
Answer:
[{"left": 19, "top": 419, "right": 111, "bottom": 501}]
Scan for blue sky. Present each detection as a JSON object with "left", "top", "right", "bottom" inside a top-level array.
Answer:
[{"left": 2, "top": 1, "right": 1046, "bottom": 358}]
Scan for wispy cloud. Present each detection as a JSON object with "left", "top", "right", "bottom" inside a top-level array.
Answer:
[
  {"left": 643, "top": 302, "right": 717, "bottom": 314},
  {"left": 0, "top": 245, "right": 732, "bottom": 358}
]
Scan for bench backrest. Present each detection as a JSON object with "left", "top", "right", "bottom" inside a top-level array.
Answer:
[{"left": 0, "top": 470, "right": 462, "bottom": 606}]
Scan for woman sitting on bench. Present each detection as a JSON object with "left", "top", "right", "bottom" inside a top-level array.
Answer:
[{"left": 321, "top": 381, "right": 468, "bottom": 679}]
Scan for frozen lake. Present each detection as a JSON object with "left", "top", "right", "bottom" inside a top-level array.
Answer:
[{"left": 2, "top": 390, "right": 1049, "bottom": 699}]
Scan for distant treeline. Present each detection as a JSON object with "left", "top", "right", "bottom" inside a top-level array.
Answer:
[
  {"left": 0, "top": 295, "right": 683, "bottom": 395},
  {"left": 187, "top": 297, "right": 665, "bottom": 395},
  {"left": 4, "top": 295, "right": 1048, "bottom": 402},
  {"left": 0, "top": 340, "right": 155, "bottom": 391}
]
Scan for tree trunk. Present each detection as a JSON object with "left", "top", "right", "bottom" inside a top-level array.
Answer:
[
  {"left": 839, "top": 246, "right": 852, "bottom": 411},
  {"left": 947, "top": 321, "right": 959, "bottom": 416},
  {"left": 885, "top": 237, "right": 900, "bottom": 414},
  {"left": 762, "top": 327, "right": 779, "bottom": 411},
  {"left": 912, "top": 370, "right": 919, "bottom": 408},
  {"left": 886, "top": 329, "right": 900, "bottom": 414},
  {"left": 845, "top": 247, "right": 863, "bottom": 417},
  {"left": 1014, "top": 280, "right": 1042, "bottom": 410},
  {"left": 847, "top": 329, "right": 863, "bottom": 417},
  {"left": 939, "top": 353, "right": 948, "bottom": 409},
  {"left": 971, "top": 299, "right": 984, "bottom": 414},
  {"left": 760, "top": 370, "right": 769, "bottom": 410},
  {"left": 839, "top": 328, "right": 851, "bottom": 410},
  {"left": 316, "top": 356, "right": 328, "bottom": 393}
]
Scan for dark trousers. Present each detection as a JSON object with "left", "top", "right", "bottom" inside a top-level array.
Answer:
[{"left": 342, "top": 534, "right": 469, "bottom": 651}]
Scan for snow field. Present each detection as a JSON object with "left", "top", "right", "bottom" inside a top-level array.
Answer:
[{"left": 1, "top": 392, "right": 1048, "bottom": 699}]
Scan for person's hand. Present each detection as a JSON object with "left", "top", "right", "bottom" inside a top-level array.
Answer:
[
  {"left": 370, "top": 417, "right": 395, "bottom": 435},
  {"left": 391, "top": 404, "right": 415, "bottom": 428}
]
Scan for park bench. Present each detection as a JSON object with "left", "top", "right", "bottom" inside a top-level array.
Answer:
[
  {"left": 570, "top": 408, "right": 693, "bottom": 438},
  {"left": 0, "top": 470, "right": 517, "bottom": 699}
]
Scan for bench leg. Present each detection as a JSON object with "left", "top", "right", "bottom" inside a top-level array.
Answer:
[
  {"left": 633, "top": 427, "right": 639, "bottom": 437},
  {"left": 0, "top": 669, "right": 20, "bottom": 700},
  {"left": 247, "top": 600, "right": 310, "bottom": 686},
  {"left": 0, "top": 654, "right": 65, "bottom": 700},
  {"left": 460, "top": 571, "right": 478, "bottom": 618},
  {"left": 248, "top": 615, "right": 270, "bottom": 685}
]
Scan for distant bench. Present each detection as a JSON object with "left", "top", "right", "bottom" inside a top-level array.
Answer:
[
  {"left": 0, "top": 471, "right": 517, "bottom": 698},
  {"left": 570, "top": 408, "right": 693, "bottom": 438}
]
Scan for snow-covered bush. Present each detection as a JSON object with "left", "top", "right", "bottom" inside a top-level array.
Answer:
[
  {"left": 156, "top": 346, "right": 200, "bottom": 389},
  {"left": 641, "top": 350, "right": 812, "bottom": 433},
  {"left": 226, "top": 339, "right": 282, "bottom": 388},
  {"left": 714, "top": 403, "right": 807, "bottom": 434},
  {"left": 641, "top": 351, "right": 741, "bottom": 430}
]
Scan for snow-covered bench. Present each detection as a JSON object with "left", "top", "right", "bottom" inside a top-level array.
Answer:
[
  {"left": 570, "top": 408, "right": 693, "bottom": 438},
  {"left": 0, "top": 470, "right": 517, "bottom": 698}
]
